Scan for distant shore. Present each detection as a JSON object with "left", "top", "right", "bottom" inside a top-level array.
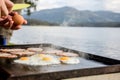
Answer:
[{"left": 25, "top": 19, "right": 120, "bottom": 27}]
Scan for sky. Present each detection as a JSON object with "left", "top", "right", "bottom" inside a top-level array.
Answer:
[{"left": 35, "top": 0, "right": 120, "bottom": 13}]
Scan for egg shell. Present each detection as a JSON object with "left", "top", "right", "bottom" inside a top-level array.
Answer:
[{"left": 12, "top": 14, "right": 24, "bottom": 25}]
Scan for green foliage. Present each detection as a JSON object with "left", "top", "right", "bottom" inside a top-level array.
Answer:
[
  {"left": 11, "top": 0, "right": 38, "bottom": 15},
  {"left": 24, "top": 0, "right": 38, "bottom": 15}
]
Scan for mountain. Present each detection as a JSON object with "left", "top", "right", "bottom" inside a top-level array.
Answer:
[{"left": 23, "top": 6, "right": 120, "bottom": 27}]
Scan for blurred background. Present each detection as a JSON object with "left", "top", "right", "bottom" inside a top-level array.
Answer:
[{"left": 10, "top": 0, "right": 120, "bottom": 60}]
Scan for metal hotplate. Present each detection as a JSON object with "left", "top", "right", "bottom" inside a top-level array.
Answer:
[{"left": 0, "top": 43, "right": 120, "bottom": 80}]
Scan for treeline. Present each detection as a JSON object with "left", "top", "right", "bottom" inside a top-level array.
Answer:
[
  {"left": 66, "top": 22, "right": 120, "bottom": 27},
  {"left": 26, "top": 19, "right": 59, "bottom": 26},
  {"left": 25, "top": 19, "right": 120, "bottom": 27}
]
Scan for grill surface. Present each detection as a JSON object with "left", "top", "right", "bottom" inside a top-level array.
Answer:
[{"left": 0, "top": 43, "right": 120, "bottom": 80}]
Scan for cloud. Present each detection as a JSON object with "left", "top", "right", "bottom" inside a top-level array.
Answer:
[
  {"left": 104, "top": 0, "right": 120, "bottom": 13},
  {"left": 36, "top": 0, "right": 64, "bottom": 10},
  {"left": 36, "top": 0, "right": 120, "bottom": 13}
]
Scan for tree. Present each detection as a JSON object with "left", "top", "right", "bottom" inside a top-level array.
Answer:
[
  {"left": 24, "top": 0, "right": 38, "bottom": 15},
  {"left": 12, "top": 0, "right": 38, "bottom": 15}
]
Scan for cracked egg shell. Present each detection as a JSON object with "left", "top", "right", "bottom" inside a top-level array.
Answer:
[{"left": 12, "top": 13, "right": 24, "bottom": 25}]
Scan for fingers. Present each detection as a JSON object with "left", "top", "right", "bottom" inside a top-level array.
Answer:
[
  {"left": 0, "top": 0, "right": 14, "bottom": 16},
  {"left": 9, "top": 12, "right": 18, "bottom": 16},
  {"left": 4, "top": 20, "right": 13, "bottom": 29},
  {"left": 0, "top": 16, "right": 13, "bottom": 29},
  {"left": 11, "top": 25, "right": 21, "bottom": 30},
  {"left": 0, "top": 11, "right": 27, "bottom": 30},
  {"left": 1, "top": 0, "right": 9, "bottom": 16},
  {"left": 1, "top": 19, "right": 20, "bottom": 30},
  {"left": 23, "top": 20, "right": 27, "bottom": 24},
  {"left": 0, "top": 16, "right": 12, "bottom": 24},
  {"left": 1, "top": 18, "right": 21, "bottom": 30},
  {"left": 5, "top": 0, "right": 14, "bottom": 12},
  {"left": 0, "top": 8, "right": 1, "bottom": 17},
  {"left": 0, "top": 0, "right": 26, "bottom": 30},
  {"left": 0, "top": 17, "right": 9, "bottom": 25}
]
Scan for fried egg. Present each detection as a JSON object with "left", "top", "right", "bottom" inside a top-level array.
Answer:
[
  {"left": 59, "top": 57, "right": 80, "bottom": 64},
  {"left": 20, "top": 57, "right": 29, "bottom": 60},
  {"left": 14, "top": 54, "right": 60, "bottom": 66},
  {"left": 14, "top": 57, "right": 30, "bottom": 64},
  {"left": 38, "top": 55, "right": 60, "bottom": 65}
]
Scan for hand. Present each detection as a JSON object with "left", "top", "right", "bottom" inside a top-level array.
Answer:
[
  {"left": 0, "top": 15, "right": 13, "bottom": 29},
  {"left": 0, "top": 12, "right": 27, "bottom": 30},
  {"left": 10, "top": 12, "right": 27, "bottom": 30},
  {"left": 0, "top": 0, "right": 27, "bottom": 30},
  {"left": 0, "top": 0, "right": 14, "bottom": 29}
]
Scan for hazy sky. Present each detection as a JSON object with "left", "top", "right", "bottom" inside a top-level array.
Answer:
[{"left": 36, "top": 0, "right": 120, "bottom": 13}]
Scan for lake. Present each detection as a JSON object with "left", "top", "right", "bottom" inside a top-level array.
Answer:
[{"left": 10, "top": 26, "right": 120, "bottom": 60}]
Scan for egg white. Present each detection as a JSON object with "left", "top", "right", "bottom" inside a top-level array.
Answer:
[
  {"left": 60, "top": 57, "right": 80, "bottom": 64},
  {"left": 14, "top": 54, "right": 60, "bottom": 66}
]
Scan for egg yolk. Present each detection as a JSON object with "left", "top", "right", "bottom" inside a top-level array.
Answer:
[
  {"left": 20, "top": 57, "right": 29, "bottom": 60},
  {"left": 60, "top": 57, "right": 70, "bottom": 61},
  {"left": 39, "top": 54, "right": 45, "bottom": 57},
  {"left": 42, "top": 57, "right": 52, "bottom": 61}
]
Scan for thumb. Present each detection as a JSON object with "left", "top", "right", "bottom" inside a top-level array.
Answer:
[
  {"left": 5, "top": 0, "right": 14, "bottom": 12},
  {"left": 1, "top": 0, "right": 9, "bottom": 16}
]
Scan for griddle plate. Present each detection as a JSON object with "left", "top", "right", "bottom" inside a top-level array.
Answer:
[{"left": 0, "top": 43, "right": 120, "bottom": 80}]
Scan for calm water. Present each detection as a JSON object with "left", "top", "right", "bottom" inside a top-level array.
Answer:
[{"left": 10, "top": 26, "right": 120, "bottom": 60}]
